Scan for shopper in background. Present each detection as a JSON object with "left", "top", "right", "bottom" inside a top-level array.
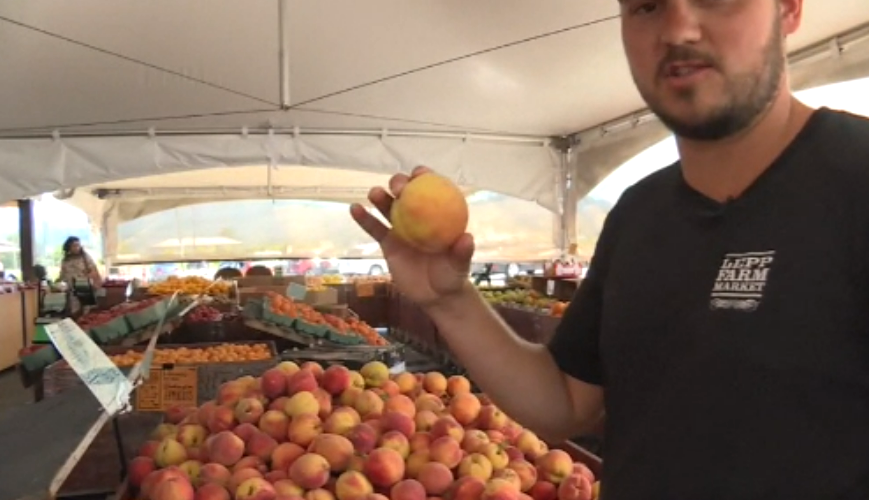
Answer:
[
  {"left": 58, "top": 236, "right": 102, "bottom": 288},
  {"left": 353, "top": 1, "right": 869, "bottom": 498}
]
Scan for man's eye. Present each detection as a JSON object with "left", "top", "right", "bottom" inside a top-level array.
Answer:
[{"left": 631, "top": 2, "right": 659, "bottom": 15}]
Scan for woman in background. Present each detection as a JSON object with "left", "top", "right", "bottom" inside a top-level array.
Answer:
[{"left": 59, "top": 236, "right": 102, "bottom": 288}]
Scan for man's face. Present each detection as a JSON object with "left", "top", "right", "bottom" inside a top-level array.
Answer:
[{"left": 619, "top": 0, "right": 802, "bottom": 141}]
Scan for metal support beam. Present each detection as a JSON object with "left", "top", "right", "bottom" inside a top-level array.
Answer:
[
  {"left": 278, "top": 0, "right": 291, "bottom": 109},
  {"left": 17, "top": 198, "right": 35, "bottom": 281}
]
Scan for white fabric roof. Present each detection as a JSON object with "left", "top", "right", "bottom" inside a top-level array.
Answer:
[{"left": 0, "top": 1, "right": 868, "bottom": 261}]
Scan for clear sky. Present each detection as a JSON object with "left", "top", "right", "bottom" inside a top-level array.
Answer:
[{"left": 587, "top": 76, "right": 869, "bottom": 203}]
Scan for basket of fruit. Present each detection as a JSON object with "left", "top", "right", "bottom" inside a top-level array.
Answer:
[
  {"left": 262, "top": 297, "right": 298, "bottom": 329},
  {"left": 77, "top": 307, "right": 131, "bottom": 344}
]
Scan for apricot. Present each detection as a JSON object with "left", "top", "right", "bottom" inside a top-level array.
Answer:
[
  {"left": 478, "top": 406, "right": 508, "bottom": 431},
  {"left": 288, "top": 414, "right": 323, "bottom": 447},
  {"left": 417, "top": 462, "right": 454, "bottom": 496},
  {"left": 310, "top": 434, "right": 355, "bottom": 472},
  {"left": 360, "top": 361, "right": 390, "bottom": 388},
  {"left": 378, "top": 430, "right": 411, "bottom": 458},
  {"left": 410, "top": 432, "right": 432, "bottom": 453},
  {"left": 429, "top": 436, "right": 463, "bottom": 469},
  {"left": 347, "top": 423, "right": 379, "bottom": 454},
  {"left": 272, "top": 442, "right": 307, "bottom": 471},
  {"left": 285, "top": 391, "right": 320, "bottom": 418},
  {"left": 431, "top": 417, "right": 465, "bottom": 443},
  {"left": 354, "top": 390, "right": 385, "bottom": 418},
  {"left": 415, "top": 411, "right": 439, "bottom": 433},
  {"left": 514, "top": 431, "right": 541, "bottom": 459},
  {"left": 447, "top": 376, "right": 472, "bottom": 397},
  {"left": 390, "top": 172, "right": 469, "bottom": 253},
  {"left": 390, "top": 479, "right": 427, "bottom": 500},
  {"left": 393, "top": 372, "right": 417, "bottom": 394},
  {"left": 422, "top": 372, "right": 448, "bottom": 396},
  {"left": 384, "top": 394, "right": 417, "bottom": 418},
  {"left": 259, "top": 410, "right": 290, "bottom": 441},
  {"left": 363, "top": 447, "right": 406, "bottom": 488},
  {"left": 277, "top": 361, "right": 301, "bottom": 376},
  {"left": 415, "top": 394, "right": 445, "bottom": 414},
  {"left": 449, "top": 393, "right": 482, "bottom": 426},
  {"left": 405, "top": 450, "right": 431, "bottom": 479},
  {"left": 324, "top": 407, "right": 362, "bottom": 436}
]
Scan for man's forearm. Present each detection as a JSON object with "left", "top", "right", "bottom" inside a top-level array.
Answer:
[{"left": 424, "top": 283, "right": 580, "bottom": 438}]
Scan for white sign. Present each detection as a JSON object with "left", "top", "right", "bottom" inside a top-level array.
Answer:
[{"left": 45, "top": 319, "right": 133, "bottom": 415}]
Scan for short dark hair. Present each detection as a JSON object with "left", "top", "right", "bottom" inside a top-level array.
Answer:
[{"left": 62, "top": 236, "right": 81, "bottom": 257}]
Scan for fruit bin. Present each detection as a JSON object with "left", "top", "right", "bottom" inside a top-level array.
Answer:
[{"left": 41, "top": 340, "right": 280, "bottom": 403}]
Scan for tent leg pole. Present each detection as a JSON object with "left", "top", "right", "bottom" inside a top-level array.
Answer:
[{"left": 278, "top": 0, "right": 291, "bottom": 109}]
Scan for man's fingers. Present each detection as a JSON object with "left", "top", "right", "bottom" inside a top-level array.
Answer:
[
  {"left": 411, "top": 165, "right": 433, "bottom": 178},
  {"left": 449, "top": 233, "right": 476, "bottom": 274},
  {"left": 388, "top": 174, "right": 410, "bottom": 198},
  {"left": 368, "top": 187, "right": 394, "bottom": 221},
  {"left": 350, "top": 203, "right": 389, "bottom": 242}
]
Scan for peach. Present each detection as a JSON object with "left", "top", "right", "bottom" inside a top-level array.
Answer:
[
  {"left": 458, "top": 453, "right": 494, "bottom": 481},
  {"left": 141, "top": 468, "right": 185, "bottom": 500},
  {"left": 378, "top": 430, "right": 410, "bottom": 458},
  {"left": 310, "top": 434, "right": 355, "bottom": 472},
  {"left": 322, "top": 365, "right": 353, "bottom": 396},
  {"left": 365, "top": 495, "right": 389, "bottom": 500},
  {"left": 429, "top": 437, "right": 463, "bottom": 469},
  {"left": 410, "top": 432, "right": 432, "bottom": 453},
  {"left": 449, "top": 394, "right": 481, "bottom": 426},
  {"left": 259, "top": 410, "right": 290, "bottom": 441},
  {"left": 480, "top": 443, "right": 509, "bottom": 471},
  {"left": 571, "top": 464, "right": 595, "bottom": 484},
  {"left": 363, "top": 447, "right": 406, "bottom": 488},
  {"left": 354, "top": 390, "right": 385, "bottom": 418},
  {"left": 272, "top": 442, "right": 307, "bottom": 471},
  {"left": 152, "top": 475, "right": 195, "bottom": 500},
  {"left": 236, "top": 477, "right": 276, "bottom": 500},
  {"left": 478, "top": 407, "right": 508, "bottom": 432},
  {"left": 381, "top": 411, "right": 416, "bottom": 438},
  {"left": 234, "top": 457, "right": 267, "bottom": 474},
  {"left": 209, "top": 431, "right": 246, "bottom": 467},
  {"left": 447, "top": 376, "right": 472, "bottom": 397},
  {"left": 417, "top": 462, "right": 454, "bottom": 496},
  {"left": 287, "top": 369, "right": 319, "bottom": 395},
  {"left": 129, "top": 456, "right": 156, "bottom": 487},
  {"left": 236, "top": 398, "right": 266, "bottom": 425},
  {"left": 234, "top": 423, "right": 260, "bottom": 443},
  {"left": 274, "top": 479, "right": 304, "bottom": 496},
  {"left": 197, "top": 402, "right": 218, "bottom": 426},
  {"left": 393, "top": 372, "right": 417, "bottom": 394},
  {"left": 504, "top": 448, "right": 524, "bottom": 463},
  {"left": 415, "top": 394, "right": 445, "bottom": 414},
  {"left": 462, "top": 430, "right": 490, "bottom": 454},
  {"left": 506, "top": 461, "right": 537, "bottom": 492},
  {"left": 391, "top": 479, "right": 426, "bottom": 500},
  {"left": 277, "top": 361, "right": 301, "bottom": 376},
  {"left": 261, "top": 368, "right": 289, "bottom": 399},
  {"left": 269, "top": 397, "right": 291, "bottom": 412},
  {"left": 289, "top": 453, "right": 331, "bottom": 490},
  {"left": 348, "top": 454, "right": 366, "bottom": 473},
  {"left": 348, "top": 371, "right": 365, "bottom": 389},
  {"left": 139, "top": 440, "right": 160, "bottom": 459},
  {"left": 383, "top": 394, "right": 415, "bottom": 418},
  {"left": 347, "top": 423, "right": 379, "bottom": 454},
  {"left": 389, "top": 172, "right": 469, "bottom": 254},
  {"left": 323, "top": 408, "right": 360, "bottom": 435},
  {"left": 247, "top": 431, "right": 279, "bottom": 461},
  {"left": 166, "top": 405, "right": 197, "bottom": 425},
  {"left": 431, "top": 417, "right": 465, "bottom": 443},
  {"left": 151, "top": 423, "right": 178, "bottom": 441},
  {"left": 514, "top": 429, "right": 540, "bottom": 457},
  {"left": 360, "top": 361, "right": 390, "bottom": 388},
  {"left": 556, "top": 474, "right": 593, "bottom": 500},
  {"left": 536, "top": 450, "right": 573, "bottom": 484},
  {"left": 180, "top": 459, "right": 203, "bottom": 484},
  {"left": 301, "top": 361, "right": 324, "bottom": 379},
  {"left": 415, "top": 411, "right": 439, "bottom": 432},
  {"left": 486, "top": 431, "right": 506, "bottom": 445},
  {"left": 208, "top": 406, "right": 238, "bottom": 434},
  {"left": 218, "top": 381, "right": 246, "bottom": 407},
  {"left": 196, "top": 482, "right": 231, "bottom": 500},
  {"left": 313, "top": 388, "right": 334, "bottom": 420},
  {"left": 405, "top": 450, "right": 431, "bottom": 479},
  {"left": 364, "top": 416, "right": 384, "bottom": 436},
  {"left": 449, "top": 477, "right": 486, "bottom": 500},
  {"left": 306, "top": 489, "right": 335, "bottom": 500},
  {"left": 199, "top": 463, "right": 232, "bottom": 487},
  {"left": 591, "top": 482, "right": 599, "bottom": 500},
  {"left": 335, "top": 470, "right": 374, "bottom": 500},
  {"left": 265, "top": 470, "right": 287, "bottom": 482},
  {"left": 381, "top": 380, "right": 400, "bottom": 397},
  {"left": 531, "top": 441, "right": 549, "bottom": 462},
  {"left": 492, "top": 469, "right": 521, "bottom": 492},
  {"left": 287, "top": 414, "right": 322, "bottom": 447},
  {"left": 285, "top": 391, "right": 320, "bottom": 418},
  {"left": 340, "top": 387, "right": 363, "bottom": 407},
  {"left": 528, "top": 482, "right": 557, "bottom": 500},
  {"left": 482, "top": 478, "right": 520, "bottom": 500},
  {"left": 422, "top": 372, "right": 447, "bottom": 396},
  {"left": 155, "top": 438, "right": 188, "bottom": 468}
]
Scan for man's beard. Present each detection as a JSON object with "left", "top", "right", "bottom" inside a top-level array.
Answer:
[{"left": 637, "top": 21, "right": 786, "bottom": 141}]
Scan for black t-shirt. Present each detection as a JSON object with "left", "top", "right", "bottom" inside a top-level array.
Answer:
[{"left": 549, "top": 108, "right": 869, "bottom": 500}]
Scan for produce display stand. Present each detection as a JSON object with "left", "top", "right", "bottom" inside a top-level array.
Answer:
[{"left": 0, "top": 383, "right": 157, "bottom": 500}]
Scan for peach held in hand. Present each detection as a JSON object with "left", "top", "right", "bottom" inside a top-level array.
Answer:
[{"left": 389, "top": 172, "right": 469, "bottom": 253}]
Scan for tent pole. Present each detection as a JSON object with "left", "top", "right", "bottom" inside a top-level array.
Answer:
[{"left": 278, "top": 0, "right": 291, "bottom": 109}]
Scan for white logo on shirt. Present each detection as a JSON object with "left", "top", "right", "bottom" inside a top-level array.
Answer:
[{"left": 709, "top": 251, "right": 775, "bottom": 312}]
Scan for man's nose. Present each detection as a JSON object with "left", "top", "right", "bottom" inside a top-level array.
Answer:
[{"left": 660, "top": 0, "right": 703, "bottom": 45}]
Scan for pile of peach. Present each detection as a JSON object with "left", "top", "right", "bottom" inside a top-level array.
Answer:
[
  {"left": 267, "top": 292, "right": 386, "bottom": 346},
  {"left": 130, "top": 361, "right": 599, "bottom": 500},
  {"left": 109, "top": 343, "right": 273, "bottom": 367}
]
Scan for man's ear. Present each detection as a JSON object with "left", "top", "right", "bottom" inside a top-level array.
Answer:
[{"left": 779, "top": 0, "right": 804, "bottom": 36}]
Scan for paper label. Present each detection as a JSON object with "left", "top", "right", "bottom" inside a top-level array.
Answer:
[
  {"left": 135, "top": 366, "right": 198, "bottom": 411},
  {"left": 45, "top": 319, "right": 132, "bottom": 415},
  {"left": 287, "top": 282, "right": 308, "bottom": 300},
  {"left": 355, "top": 282, "right": 375, "bottom": 297},
  {"left": 546, "top": 280, "right": 555, "bottom": 295}
]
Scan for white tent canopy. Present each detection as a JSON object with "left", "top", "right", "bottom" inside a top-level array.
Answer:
[{"left": 1, "top": 1, "right": 869, "bottom": 261}]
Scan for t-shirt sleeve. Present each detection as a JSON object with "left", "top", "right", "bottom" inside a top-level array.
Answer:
[{"left": 546, "top": 189, "right": 631, "bottom": 387}]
